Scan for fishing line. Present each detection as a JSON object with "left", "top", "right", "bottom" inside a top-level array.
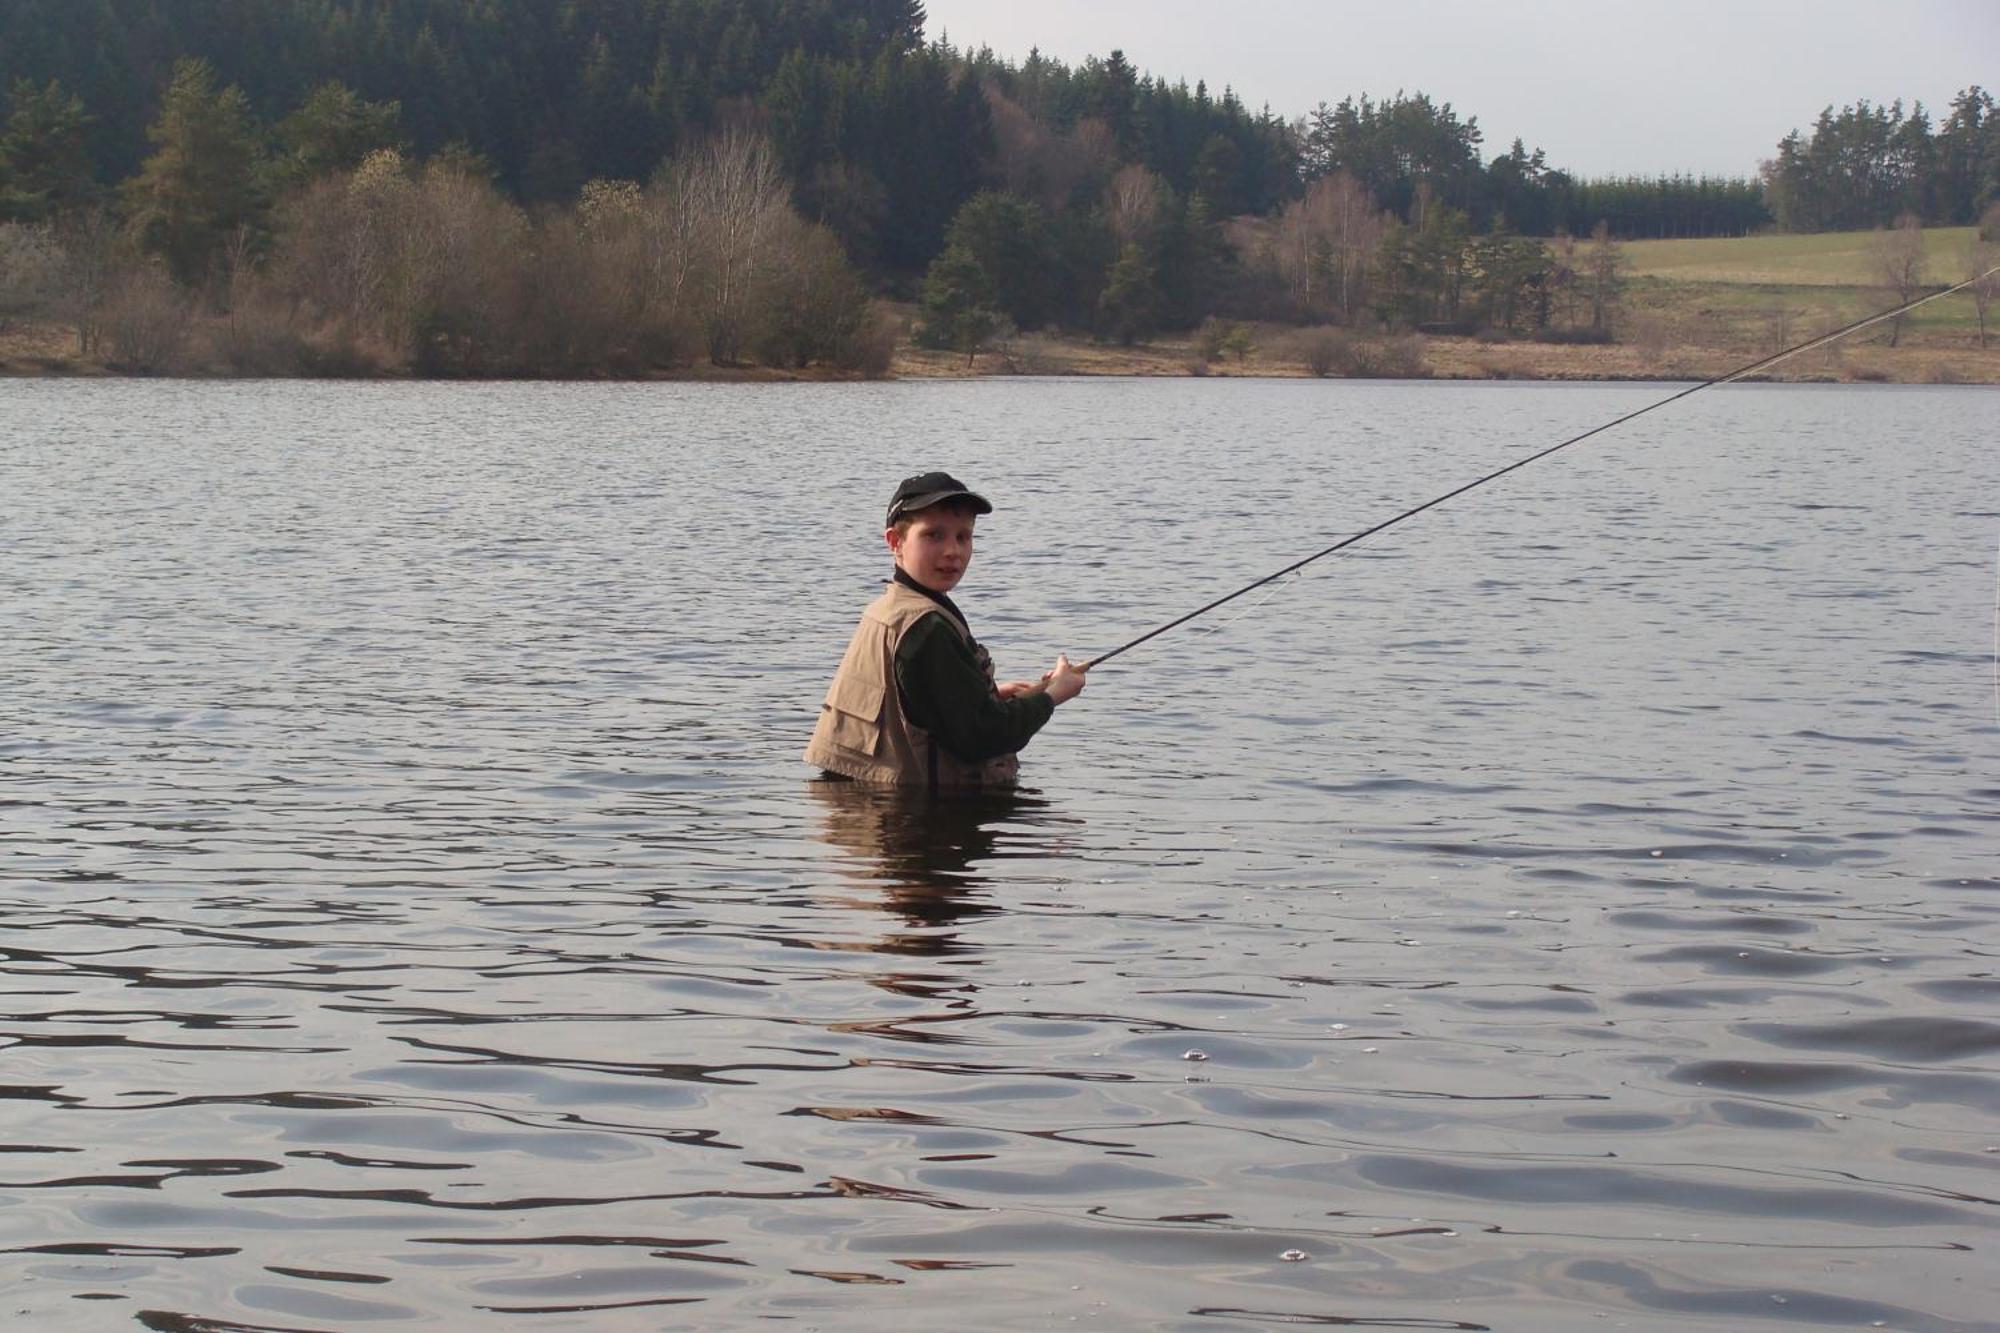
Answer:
[
  {"left": 1186, "top": 566, "right": 1309, "bottom": 643},
  {"left": 1086, "top": 266, "right": 2000, "bottom": 671}
]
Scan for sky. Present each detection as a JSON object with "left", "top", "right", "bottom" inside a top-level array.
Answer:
[{"left": 918, "top": 0, "right": 1998, "bottom": 180}]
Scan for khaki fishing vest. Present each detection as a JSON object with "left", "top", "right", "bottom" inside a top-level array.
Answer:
[{"left": 804, "top": 582, "right": 1020, "bottom": 789}]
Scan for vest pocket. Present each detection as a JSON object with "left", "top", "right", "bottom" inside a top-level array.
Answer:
[{"left": 823, "top": 675, "right": 886, "bottom": 754}]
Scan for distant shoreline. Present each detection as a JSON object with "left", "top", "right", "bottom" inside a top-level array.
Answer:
[
  {"left": 6, "top": 322, "right": 1995, "bottom": 386},
  {"left": 10, "top": 229, "right": 1995, "bottom": 387}
]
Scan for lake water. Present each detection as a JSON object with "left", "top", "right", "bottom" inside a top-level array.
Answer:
[{"left": 2, "top": 377, "right": 1996, "bottom": 1331}]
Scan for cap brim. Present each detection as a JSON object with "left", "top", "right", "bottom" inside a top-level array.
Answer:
[{"left": 892, "top": 489, "right": 993, "bottom": 519}]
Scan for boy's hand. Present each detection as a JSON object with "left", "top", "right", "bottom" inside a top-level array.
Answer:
[
  {"left": 1043, "top": 654, "right": 1088, "bottom": 705},
  {"left": 996, "top": 679, "right": 1043, "bottom": 700}
]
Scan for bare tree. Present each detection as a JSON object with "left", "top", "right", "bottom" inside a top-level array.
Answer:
[
  {"left": 273, "top": 149, "right": 412, "bottom": 353},
  {"left": 0, "top": 222, "right": 63, "bottom": 333},
  {"left": 1968, "top": 202, "right": 2000, "bottom": 350},
  {"left": 977, "top": 97, "right": 1117, "bottom": 215},
  {"left": 268, "top": 148, "right": 528, "bottom": 371},
  {"left": 408, "top": 159, "right": 530, "bottom": 372},
  {"left": 1102, "top": 163, "right": 1167, "bottom": 247},
  {"left": 1548, "top": 228, "right": 1578, "bottom": 328},
  {"left": 98, "top": 265, "right": 191, "bottom": 373},
  {"left": 1273, "top": 171, "right": 1384, "bottom": 323},
  {"left": 54, "top": 208, "right": 122, "bottom": 355},
  {"left": 672, "top": 128, "right": 789, "bottom": 365},
  {"left": 638, "top": 165, "right": 704, "bottom": 361},
  {"left": 1585, "top": 221, "right": 1623, "bottom": 336},
  {"left": 1867, "top": 211, "right": 1926, "bottom": 348},
  {"left": 985, "top": 85, "right": 1083, "bottom": 213}
]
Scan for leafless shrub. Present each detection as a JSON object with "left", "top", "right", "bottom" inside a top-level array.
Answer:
[
  {"left": 1629, "top": 313, "right": 1672, "bottom": 366},
  {"left": 406, "top": 161, "right": 531, "bottom": 374},
  {"left": 1360, "top": 332, "right": 1424, "bottom": 378},
  {"left": 1584, "top": 221, "right": 1624, "bottom": 336},
  {"left": 270, "top": 149, "right": 529, "bottom": 373},
  {"left": 211, "top": 275, "right": 310, "bottom": 375},
  {"left": 1195, "top": 316, "right": 1229, "bottom": 362},
  {"left": 294, "top": 319, "right": 390, "bottom": 377},
  {"left": 270, "top": 153, "right": 403, "bottom": 348},
  {"left": 55, "top": 210, "right": 125, "bottom": 356},
  {"left": 1295, "top": 326, "right": 1341, "bottom": 376},
  {"left": 756, "top": 214, "right": 868, "bottom": 369},
  {"left": 1291, "top": 327, "right": 1428, "bottom": 378},
  {"left": 99, "top": 266, "right": 192, "bottom": 373},
  {"left": 1866, "top": 212, "right": 1925, "bottom": 347},
  {"left": 0, "top": 222, "right": 64, "bottom": 332},
  {"left": 513, "top": 211, "right": 637, "bottom": 374},
  {"left": 255, "top": 133, "right": 867, "bottom": 377},
  {"left": 1966, "top": 202, "right": 1998, "bottom": 349},
  {"left": 836, "top": 302, "right": 899, "bottom": 378},
  {"left": 547, "top": 178, "right": 662, "bottom": 372}
]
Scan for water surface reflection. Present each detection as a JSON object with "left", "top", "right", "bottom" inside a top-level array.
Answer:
[{"left": 810, "top": 781, "right": 1077, "bottom": 944}]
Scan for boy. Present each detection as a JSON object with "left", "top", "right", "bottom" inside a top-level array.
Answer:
[{"left": 805, "top": 471, "right": 1087, "bottom": 788}]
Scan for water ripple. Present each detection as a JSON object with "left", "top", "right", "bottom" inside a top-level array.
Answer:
[{"left": 2, "top": 379, "right": 1994, "bottom": 1328}]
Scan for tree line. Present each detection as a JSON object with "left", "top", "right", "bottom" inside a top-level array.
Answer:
[
  {"left": 1762, "top": 88, "right": 2000, "bottom": 232},
  {"left": 13, "top": 1, "right": 1989, "bottom": 254},
  {"left": 1, "top": 0, "right": 1995, "bottom": 376}
]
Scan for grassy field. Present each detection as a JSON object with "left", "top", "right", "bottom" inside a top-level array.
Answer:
[
  {"left": 1614, "top": 226, "right": 1983, "bottom": 286},
  {"left": 1617, "top": 225, "right": 1995, "bottom": 351}
]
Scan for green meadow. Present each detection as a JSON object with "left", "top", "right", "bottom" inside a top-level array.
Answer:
[
  {"left": 1620, "top": 226, "right": 1993, "bottom": 342},
  {"left": 1616, "top": 227, "right": 1982, "bottom": 285}
]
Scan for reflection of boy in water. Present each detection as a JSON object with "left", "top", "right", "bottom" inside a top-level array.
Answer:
[
  {"left": 806, "top": 472, "right": 1086, "bottom": 789},
  {"left": 809, "top": 782, "right": 1015, "bottom": 947}
]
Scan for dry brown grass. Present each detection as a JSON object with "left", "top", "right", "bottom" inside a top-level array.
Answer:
[{"left": 0, "top": 320, "right": 95, "bottom": 373}]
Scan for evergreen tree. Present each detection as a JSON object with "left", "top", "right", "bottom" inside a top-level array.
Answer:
[
  {"left": 1465, "top": 229, "right": 1552, "bottom": 333},
  {"left": 929, "top": 190, "right": 1051, "bottom": 328},
  {"left": 0, "top": 77, "right": 95, "bottom": 220},
  {"left": 1191, "top": 134, "right": 1241, "bottom": 216},
  {"left": 850, "top": 1, "right": 928, "bottom": 55},
  {"left": 1935, "top": 88, "right": 1998, "bottom": 224},
  {"left": 917, "top": 243, "right": 1001, "bottom": 358},
  {"left": 1097, "top": 240, "right": 1157, "bottom": 343},
  {"left": 122, "top": 58, "right": 267, "bottom": 285},
  {"left": 276, "top": 81, "right": 403, "bottom": 185},
  {"left": 1086, "top": 50, "right": 1139, "bottom": 151},
  {"left": 1153, "top": 191, "right": 1229, "bottom": 328}
]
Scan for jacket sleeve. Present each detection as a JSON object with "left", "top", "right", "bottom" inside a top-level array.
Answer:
[{"left": 894, "top": 613, "right": 1057, "bottom": 762}]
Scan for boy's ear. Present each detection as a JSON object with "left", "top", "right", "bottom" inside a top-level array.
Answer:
[{"left": 883, "top": 526, "right": 901, "bottom": 554}]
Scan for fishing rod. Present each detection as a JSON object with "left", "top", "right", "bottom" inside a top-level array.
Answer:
[{"left": 1085, "top": 266, "right": 2000, "bottom": 671}]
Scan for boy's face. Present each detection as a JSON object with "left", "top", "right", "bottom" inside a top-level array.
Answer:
[{"left": 886, "top": 503, "right": 976, "bottom": 595}]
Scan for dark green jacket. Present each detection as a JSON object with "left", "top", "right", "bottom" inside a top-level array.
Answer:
[{"left": 892, "top": 571, "right": 1055, "bottom": 763}]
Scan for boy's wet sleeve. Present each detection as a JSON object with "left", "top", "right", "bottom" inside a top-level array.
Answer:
[{"left": 895, "top": 615, "right": 1057, "bottom": 763}]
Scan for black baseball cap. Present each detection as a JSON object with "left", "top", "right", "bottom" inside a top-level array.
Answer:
[{"left": 886, "top": 471, "right": 993, "bottom": 525}]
